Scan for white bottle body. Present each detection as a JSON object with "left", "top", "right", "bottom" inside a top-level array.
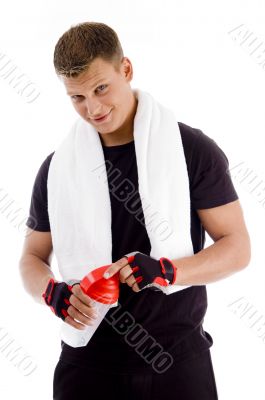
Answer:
[{"left": 60, "top": 297, "right": 118, "bottom": 348}]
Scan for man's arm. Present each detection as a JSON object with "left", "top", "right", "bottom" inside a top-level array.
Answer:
[
  {"left": 172, "top": 199, "right": 251, "bottom": 285},
  {"left": 19, "top": 228, "right": 99, "bottom": 329},
  {"left": 19, "top": 228, "right": 55, "bottom": 305},
  {"left": 102, "top": 200, "right": 251, "bottom": 290}
]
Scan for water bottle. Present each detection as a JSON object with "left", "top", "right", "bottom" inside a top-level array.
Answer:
[{"left": 60, "top": 264, "right": 120, "bottom": 348}]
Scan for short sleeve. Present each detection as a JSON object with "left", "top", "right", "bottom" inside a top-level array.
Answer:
[
  {"left": 26, "top": 152, "right": 54, "bottom": 231},
  {"left": 190, "top": 132, "right": 239, "bottom": 209}
]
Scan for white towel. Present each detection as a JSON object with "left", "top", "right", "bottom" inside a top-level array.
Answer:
[{"left": 47, "top": 88, "right": 193, "bottom": 295}]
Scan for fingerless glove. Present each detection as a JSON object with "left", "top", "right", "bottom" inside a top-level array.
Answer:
[
  {"left": 124, "top": 251, "right": 177, "bottom": 291},
  {"left": 42, "top": 278, "right": 79, "bottom": 321}
]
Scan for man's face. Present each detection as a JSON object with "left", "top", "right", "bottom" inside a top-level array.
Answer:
[{"left": 62, "top": 56, "right": 136, "bottom": 141}]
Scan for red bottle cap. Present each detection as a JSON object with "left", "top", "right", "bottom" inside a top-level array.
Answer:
[{"left": 80, "top": 265, "right": 119, "bottom": 305}]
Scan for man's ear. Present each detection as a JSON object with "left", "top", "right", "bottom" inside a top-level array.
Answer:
[{"left": 122, "top": 57, "right": 133, "bottom": 81}]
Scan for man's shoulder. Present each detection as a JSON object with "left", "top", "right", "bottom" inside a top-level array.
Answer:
[
  {"left": 34, "top": 151, "right": 55, "bottom": 187},
  {"left": 178, "top": 121, "right": 204, "bottom": 144},
  {"left": 178, "top": 121, "right": 221, "bottom": 158},
  {"left": 177, "top": 121, "right": 205, "bottom": 159},
  {"left": 47, "top": 151, "right": 55, "bottom": 163},
  {"left": 42, "top": 151, "right": 55, "bottom": 173}
]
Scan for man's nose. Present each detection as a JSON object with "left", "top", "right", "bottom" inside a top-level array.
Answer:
[{"left": 85, "top": 98, "right": 102, "bottom": 117}]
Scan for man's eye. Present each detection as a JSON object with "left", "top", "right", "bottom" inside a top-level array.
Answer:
[
  {"left": 71, "top": 95, "right": 83, "bottom": 102},
  {"left": 97, "top": 84, "right": 107, "bottom": 93}
]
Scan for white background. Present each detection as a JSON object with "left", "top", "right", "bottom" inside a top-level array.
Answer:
[{"left": 0, "top": 0, "right": 265, "bottom": 398}]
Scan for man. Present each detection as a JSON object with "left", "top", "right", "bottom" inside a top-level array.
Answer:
[{"left": 19, "top": 21, "right": 251, "bottom": 399}]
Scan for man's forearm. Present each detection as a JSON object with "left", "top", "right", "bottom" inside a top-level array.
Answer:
[
  {"left": 172, "top": 234, "right": 251, "bottom": 286},
  {"left": 19, "top": 255, "right": 56, "bottom": 305}
]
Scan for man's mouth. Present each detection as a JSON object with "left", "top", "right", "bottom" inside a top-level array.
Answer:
[{"left": 92, "top": 110, "right": 112, "bottom": 122}]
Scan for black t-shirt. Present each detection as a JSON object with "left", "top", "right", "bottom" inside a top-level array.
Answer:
[{"left": 26, "top": 121, "right": 239, "bottom": 373}]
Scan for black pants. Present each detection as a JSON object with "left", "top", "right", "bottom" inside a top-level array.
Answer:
[{"left": 53, "top": 349, "right": 218, "bottom": 400}]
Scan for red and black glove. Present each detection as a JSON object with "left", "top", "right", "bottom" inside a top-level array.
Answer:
[
  {"left": 42, "top": 278, "right": 79, "bottom": 321},
  {"left": 123, "top": 251, "right": 177, "bottom": 291}
]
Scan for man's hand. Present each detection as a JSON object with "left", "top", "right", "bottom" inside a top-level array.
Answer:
[
  {"left": 103, "top": 252, "right": 177, "bottom": 291},
  {"left": 42, "top": 279, "right": 98, "bottom": 330},
  {"left": 103, "top": 256, "right": 141, "bottom": 292}
]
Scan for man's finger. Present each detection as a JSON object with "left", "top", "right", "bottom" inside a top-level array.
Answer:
[
  {"left": 132, "top": 282, "right": 141, "bottom": 292},
  {"left": 103, "top": 256, "right": 128, "bottom": 279},
  {"left": 71, "top": 284, "right": 97, "bottom": 307}
]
